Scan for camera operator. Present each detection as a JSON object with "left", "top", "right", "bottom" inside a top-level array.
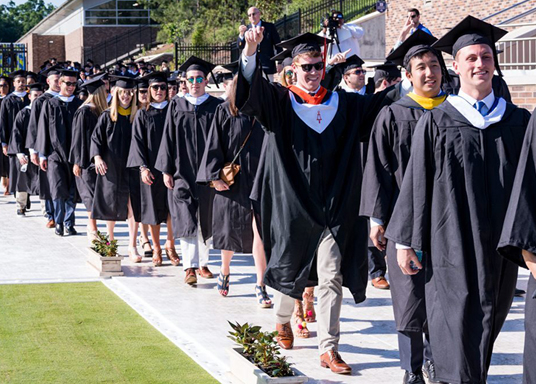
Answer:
[{"left": 319, "top": 10, "right": 365, "bottom": 60}]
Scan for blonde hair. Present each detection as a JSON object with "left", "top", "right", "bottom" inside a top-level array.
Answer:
[
  {"left": 81, "top": 85, "right": 108, "bottom": 116},
  {"left": 109, "top": 86, "right": 138, "bottom": 123},
  {"left": 146, "top": 82, "right": 168, "bottom": 110}
]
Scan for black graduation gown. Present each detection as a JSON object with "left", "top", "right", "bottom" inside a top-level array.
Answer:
[
  {"left": 496, "top": 115, "right": 536, "bottom": 384},
  {"left": 196, "top": 102, "right": 265, "bottom": 253},
  {"left": 6, "top": 107, "right": 39, "bottom": 194},
  {"left": 69, "top": 105, "right": 99, "bottom": 211},
  {"left": 35, "top": 96, "right": 83, "bottom": 200},
  {"left": 0, "top": 93, "right": 29, "bottom": 191},
  {"left": 127, "top": 105, "right": 170, "bottom": 225},
  {"left": 154, "top": 96, "right": 222, "bottom": 240},
  {"left": 360, "top": 96, "right": 432, "bottom": 333},
  {"left": 26, "top": 92, "right": 56, "bottom": 200},
  {"left": 90, "top": 111, "right": 141, "bottom": 222},
  {"left": 384, "top": 100, "right": 530, "bottom": 384},
  {"left": 235, "top": 62, "right": 395, "bottom": 303}
]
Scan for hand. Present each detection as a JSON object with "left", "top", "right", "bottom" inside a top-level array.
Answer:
[
  {"left": 73, "top": 164, "right": 81, "bottom": 177},
  {"left": 94, "top": 156, "right": 107, "bottom": 176},
  {"left": 212, "top": 179, "right": 230, "bottom": 192},
  {"left": 328, "top": 48, "right": 351, "bottom": 65},
  {"left": 2, "top": 146, "right": 6, "bottom": 156},
  {"left": 141, "top": 168, "right": 155, "bottom": 186},
  {"left": 30, "top": 153, "right": 39, "bottom": 166},
  {"left": 397, "top": 249, "right": 422, "bottom": 275},
  {"left": 164, "top": 173, "right": 174, "bottom": 190},
  {"left": 244, "top": 25, "right": 264, "bottom": 56},
  {"left": 40, "top": 159, "right": 48, "bottom": 172},
  {"left": 19, "top": 156, "right": 28, "bottom": 166},
  {"left": 239, "top": 24, "right": 247, "bottom": 36},
  {"left": 370, "top": 225, "right": 387, "bottom": 251}
]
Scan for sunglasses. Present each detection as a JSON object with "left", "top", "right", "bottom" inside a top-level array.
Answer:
[
  {"left": 187, "top": 76, "right": 205, "bottom": 84},
  {"left": 295, "top": 62, "right": 324, "bottom": 72},
  {"left": 62, "top": 81, "right": 77, "bottom": 87},
  {"left": 285, "top": 70, "right": 294, "bottom": 77},
  {"left": 350, "top": 69, "right": 367, "bottom": 75},
  {"left": 138, "top": 89, "right": 148, "bottom": 94},
  {"left": 410, "top": 14, "right": 418, "bottom": 18},
  {"left": 0, "top": 83, "right": 8, "bottom": 87},
  {"left": 179, "top": 80, "right": 187, "bottom": 85},
  {"left": 150, "top": 84, "right": 167, "bottom": 91}
]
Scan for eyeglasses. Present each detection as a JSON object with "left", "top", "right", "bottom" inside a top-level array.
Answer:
[
  {"left": 349, "top": 69, "right": 367, "bottom": 75},
  {"left": 0, "top": 83, "right": 8, "bottom": 87},
  {"left": 138, "top": 89, "right": 148, "bottom": 94},
  {"left": 247, "top": 11, "right": 259, "bottom": 16},
  {"left": 150, "top": 84, "right": 168, "bottom": 91},
  {"left": 295, "top": 62, "right": 324, "bottom": 72},
  {"left": 62, "top": 81, "right": 77, "bottom": 87},
  {"left": 285, "top": 70, "right": 294, "bottom": 77},
  {"left": 187, "top": 76, "right": 204, "bottom": 84}
]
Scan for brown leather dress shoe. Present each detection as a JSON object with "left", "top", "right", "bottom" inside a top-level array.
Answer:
[
  {"left": 165, "top": 247, "right": 181, "bottom": 266},
  {"left": 197, "top": 266, "right": 214, "bottom": 278},
  {"left": 46, "top": 219, "right": 55, "bottom": 228},
  {"left": 320, "top": 349, "right": 352, "bottom": 374},
  {"left": 371, "top": 276, "right": 390, "bottom": 290},
  {"left": 184, "top": 268, "right": 197, "bottom": 285},
  {"left": 275, "top": 322, "right": 294, "bottom": 349}
]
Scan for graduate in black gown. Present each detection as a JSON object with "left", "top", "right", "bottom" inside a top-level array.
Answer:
[
  {"left": 7, "top": 83, "right": 44, "bottom": 215},
  {"left": 360, "top": 30, "right": 447, "bottom": 384},
  {"left": 90, "top": 76, "right": 143, "bottom": 262},
  {"left": 497, "top": 113, "right": 536, "bottom": 384},
  {"left": 0, "top": 70, "right": 29, "bottom": 195},
  {"left": 69, "top": 75, "right": 109, "bottom": 243},
  {"left": 384, "top": 16, "right": 530, "bottom": 384},
  {"left": 155, "top": 56, "right": 222, "bottom": 285},
  {"left": 197, "top": 74, "right": 269, "bottom": 304},
  {"left": 27, "top": 65, "right": 63, "bottom": 228},
  {"left": 235, "top": 30, "right": 395, "bottom": 373},
  {"left": 0, "top": 75, "right": 11, "bottom": 193},
  {"left": 36, "top": 69, "right": 83, "bottom": 237},
  {"left": 127, "top": 72, "right": 180, "bottom": 267}
]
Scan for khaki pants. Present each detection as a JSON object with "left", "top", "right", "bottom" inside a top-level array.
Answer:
[
  {"left": 179, "top": 224, "right": 211, "bottom": 270},
  {"left": 16, "top": 191, "right": 28, "bottom": 211},
  {"left": 274, "top": 229, "right": 343, "bottom": 355}
]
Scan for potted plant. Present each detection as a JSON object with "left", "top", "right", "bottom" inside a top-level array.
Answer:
[
  {"left": 227, "top": 321, "right": 308, "bottom": 384},
  {"left": 87, "top": 231, "right": 124, "bottom": 276}
]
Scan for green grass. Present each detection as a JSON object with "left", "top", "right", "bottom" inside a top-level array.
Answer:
[{"left": 0, "top": 283, "right": 218, "bottom": 383}]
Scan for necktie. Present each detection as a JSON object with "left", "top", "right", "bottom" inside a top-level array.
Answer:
[{"left": 474, "top": 100, "right": 487, "bottom": 116}]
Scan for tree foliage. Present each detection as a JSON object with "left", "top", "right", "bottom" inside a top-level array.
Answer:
[{"left": 0, "top": 0, "right": 55, "bottom": 42}]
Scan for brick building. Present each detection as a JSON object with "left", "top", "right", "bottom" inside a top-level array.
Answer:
[{"left": 17, "top": 0, "right": 159, "bottom": 72}]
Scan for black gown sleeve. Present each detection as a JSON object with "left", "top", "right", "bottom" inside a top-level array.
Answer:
[
  {"left": 69, "top": 106, "right": 96, "bottom": 168},
  {"left": 384, "top": 112, "right": 436, "bottom": 251},
  {"left": 154, "top": 101, "right": 178, "bottom": 176},
  {"left": 359, "top": 106, "right": 397, "bottom": 224},
  {"left": 35, "top": 101, "right": 52, "bottom": 157},
  {"left": 26, "top": 97, "right": 43, "bottom": 150},
  {"left": 498, "top": 114, "right": 536, "bottom": 269},
  {"left": 196, "top": 104, "right": 229, "bottom": 183},
  {"left": 0, "top": 97, "right": 10, "bottom": 145},
  {"left": 126, "top": 109, "right": 150, "bottom": 169},
  {"left": 90, "top": 112, "right": 109, "bottom": 161},
  {"left": 7, "top": 109, "right": 26, "bottom": 155}
]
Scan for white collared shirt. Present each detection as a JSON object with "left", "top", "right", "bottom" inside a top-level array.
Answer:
[{"left": 457, "top": 89, "right": 495, "bottom": 112}]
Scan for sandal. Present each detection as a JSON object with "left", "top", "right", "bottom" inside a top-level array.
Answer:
[
  {"left": 152, "top": 249, "right": 163, "bottom": 267},
  {"left": 292, "top": 300, "right": 310, "bottom": 338},
  {"left": 138, "top": 236, "right": 153, "bottom": 257},
  {"left": 303, "top": 288, "right": 316, "bottom": 322},
  {"left": 217, "top": 272, "right": 230, "bottom": 297},
  {"left": 255, "top": 285, "right": 272, "bottom": 308},
  {"left": 128, "top": 247, "right": 142, "bottom": 263},
  {"left": 165, "top": 246, "right": 181, "bottom": 266}
]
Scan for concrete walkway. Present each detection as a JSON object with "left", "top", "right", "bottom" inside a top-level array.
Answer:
[{"left": 0, "top": 190, "right": 526, "bottom": 383}]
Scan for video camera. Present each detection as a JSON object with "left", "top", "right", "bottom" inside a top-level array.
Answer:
[{"left": 321, "top": 12, "right": 342, "bottom": 32}]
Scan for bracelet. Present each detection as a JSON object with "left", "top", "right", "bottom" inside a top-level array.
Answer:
[{"left": 139, "top": 165, "right": 149, "bottom": 173}]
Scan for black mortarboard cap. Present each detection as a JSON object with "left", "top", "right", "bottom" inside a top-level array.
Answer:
[
  {"left": 137, "top": 79, "right": 149, "bottom": 89},
  {"left": 179, "top": 56, "right": 216, "bottom": 76},
  {"left": 432, "top": 15, "right": 507, "bottom": 76},
  {"left": 9, "top": 70, "right": 27, "bottom": 79},
  {"left": 386, "top": 29, "right": 438, "bottom": 68},
  {"left": 26, "top": 71, "right": 38, "bottom": 80},
  {"left": 277, "top": 32, "right": 326, "bottom": 58},
  {"left": 368, "top": 61, "right": 402, "bottom": 83},
  {"left": 110, "top": 75, "right": 138, "bottom": 89},
  {"left": 26, "top": 82, "right": 45, "bottom": 92},
  {"left": 41, "top": 64, "right": 63, "bottom": 77},
  {"left": 140, "top": 71, "right": 168, "bottom": 84},
  {"left": 59, "top": 69, "right": 79, "bottom": 78},
  {"left": 341, "top": 55, "right": 365, "bottom": 74},
  {"left": 167, "top": 78, "right": 177, "bottom": 85},
  {"left": 82, "top": 74, "right": 106, "bottom": 93}
]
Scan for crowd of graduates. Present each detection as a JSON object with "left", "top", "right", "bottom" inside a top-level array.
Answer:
[{"left": 0, "top": 10, "right": 535, "bottom": 384}]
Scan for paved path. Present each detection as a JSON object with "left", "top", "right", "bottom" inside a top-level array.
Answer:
[{"left": 0, "top": 190, "right": 526, "bottom": 383}]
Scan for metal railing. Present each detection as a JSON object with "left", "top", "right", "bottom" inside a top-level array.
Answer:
[
  {"left": 498, "top": 37, "right": 536, "bottom": 70},
  {"left": 0, "top": 43, "right": 27, "bottom": 76},
  {"left": 83, "top": 24, "right": 159, "bottom": 67},
  {"left": 174, "top": 42, "right": 240, "bottom": 67}
]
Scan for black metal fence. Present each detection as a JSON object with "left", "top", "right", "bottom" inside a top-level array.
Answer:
[
  {"left": 0, "top": 43, "right": 27, "bottom": 76},
  {"left": 174, "top": 0, "right": 376, "bottom": 66},
  {"left": 83, "top": 25, "right": 159, "bottom": 67}
]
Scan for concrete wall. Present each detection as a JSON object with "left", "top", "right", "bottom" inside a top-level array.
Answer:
[{"left": 351, "top": 11, "right": 386, "bottom": 61}]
